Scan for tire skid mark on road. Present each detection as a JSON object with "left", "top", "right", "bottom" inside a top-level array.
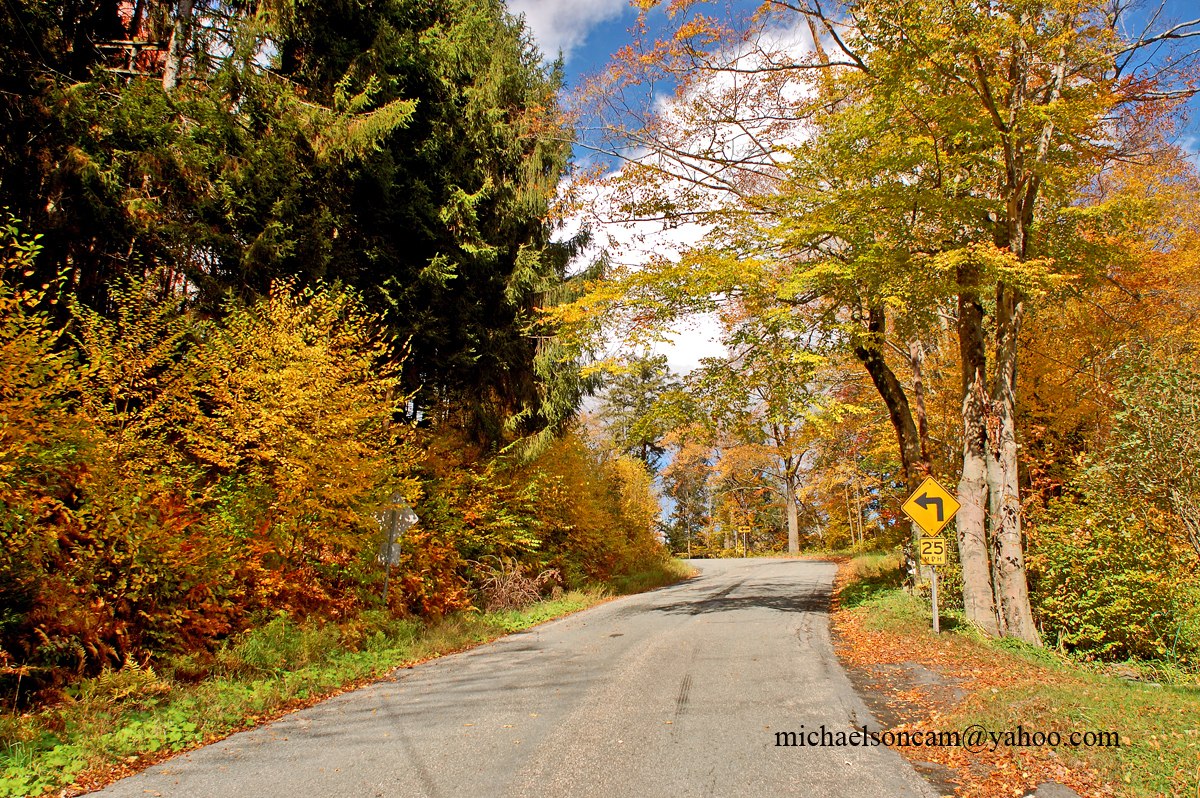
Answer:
[
  {"left": 509, "top": 585, "right": 706, "bottom": 796},
  {"left": 675, "top": 673, "right": 693, "bottom": 717},
  {"left": 796, "top": 605, "right": 814, "bottom": 644}
]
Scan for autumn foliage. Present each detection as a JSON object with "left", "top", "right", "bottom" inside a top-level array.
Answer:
[{"left": 0, "top": 220, "right": 667, "bottom": 702}]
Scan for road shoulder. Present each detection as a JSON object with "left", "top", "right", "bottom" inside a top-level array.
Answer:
[{"left": 828, "top": 554, "right": 1196, "bottom": 798}]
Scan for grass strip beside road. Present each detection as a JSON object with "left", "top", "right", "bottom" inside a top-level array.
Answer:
[
  {"left": 0, "top": 559, "right": 695, "bottom": 798},
  {"left": 832, "top": 552, "right": 1200, "bottom": 798}
]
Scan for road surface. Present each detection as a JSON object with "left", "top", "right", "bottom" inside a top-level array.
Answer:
[{"left": 93, "top": 558, "right": 938, "bottom": 798}]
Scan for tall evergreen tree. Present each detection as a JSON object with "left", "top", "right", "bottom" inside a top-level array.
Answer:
[
  {"left": 0, "top": 0, "right": 578, "bottom": 442},
  {"left": 596, "top": 354, "right": 680, "bottom": 470},
  {"left": 260, "top": 0, "right": 578, "bottom": 439}
]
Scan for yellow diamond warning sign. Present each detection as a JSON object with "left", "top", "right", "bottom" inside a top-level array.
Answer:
[{"left": 902, "top": 477, "right": 961, "bottom": 537}]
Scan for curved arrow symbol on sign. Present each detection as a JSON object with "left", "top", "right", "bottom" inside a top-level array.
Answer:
[{"left": 914, "top": 493, "right": 944, "bottom": 522}]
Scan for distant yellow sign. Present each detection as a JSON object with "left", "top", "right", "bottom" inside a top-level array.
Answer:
[
  {"left": 902, "top": 477, "right": 961, "bottom": 537},
  {"left": 919, "top": 536, "right": 948, "bottom": 566}
]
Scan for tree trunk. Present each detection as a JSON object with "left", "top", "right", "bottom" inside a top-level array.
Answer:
[
  {"left": 908, "top": 338, "right": 936, "bottom": 585},
  {"left": 854, "top": 306, "right": 926, "bottom": 491},
  {"left": 987, "top": 282, "right": 1040, "bottom": 644},
  {"left": 844, "top": 484, "right": 857, "bottom": 546},
  {"left": 908, "top": 339, "right": 931, "bottom": 464},
  {"left": 853, "top": 479, "right": 866, "bottom": 543},
  {"left": 162, "top": 0, "right": 194, "bottom": 92},
  {"left": 853, "top": 304, "right": 928, "bottom": 581},
  {"left": 956, "top": 284, "right": 1001, "bottom": 636},
  {"left": 126, "top": 0, "right": 148, "bottom": 71},
  {"left": 785, "top": 478, "right": 799, "bottom": 554}
]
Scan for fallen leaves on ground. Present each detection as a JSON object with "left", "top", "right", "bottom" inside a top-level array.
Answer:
[{"left": 829, "top": 565, "right": 1115, "bottom": 797}]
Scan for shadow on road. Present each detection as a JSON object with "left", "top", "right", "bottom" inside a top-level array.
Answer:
[{"left": 649, "top": 580, "right": 828, "bottom": 616}]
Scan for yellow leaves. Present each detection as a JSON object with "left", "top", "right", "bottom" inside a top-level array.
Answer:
[
  {"left": 608, "top": 454, "right": 660, "bottom": 540},
  {"left": 66, "top": 274, "right": 415, "bottom": 571},
  {"left": 925, "top": 243, "right": 1072, "bottom": 300},
  {"left": 672, "top": 16, "right": 720, "bottom": 47},
  {"left": 0, "top": 221, "right": 87, "bottom": 553}
]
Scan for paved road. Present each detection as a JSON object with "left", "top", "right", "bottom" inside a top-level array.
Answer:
[{"left": 94, "top": 559, "right": 937, "bottom": 798}]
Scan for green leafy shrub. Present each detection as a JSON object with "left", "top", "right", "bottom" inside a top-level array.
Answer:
[
  {"left": 74, "top": 662, "right": 172, "bottom": 708},
  {"left": 1103, "top": 342, "right": 1200, "bottom": 560},
  {"left": 1028, "top": 480, "right": 1199, "bottom": 663},
  {"left": 342, "top": 611, "right": 421, "bottom": 654}
]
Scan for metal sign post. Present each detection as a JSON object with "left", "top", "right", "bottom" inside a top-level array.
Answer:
[
  {"left": 375, "top": 493, "right": 418, "bottom": 605},
  {"left": 930, "top": 568, "right": 940, "bottom": 634},
  {"left": 902, "top": 477, "right": 960, "bottom": 634}
]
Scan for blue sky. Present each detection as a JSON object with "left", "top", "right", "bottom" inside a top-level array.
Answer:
[
  {"left": 505, "top": 0, "right": 1200, "bottom": 375},
  {"left": 505, "top": 0, "right": 637, "bottom": 86},
  {"left": 509, "top": 0, "right": 757, "bottom": 89},
  {"left": 507, "top": 0, "right": 1200, "bottom": 146}
]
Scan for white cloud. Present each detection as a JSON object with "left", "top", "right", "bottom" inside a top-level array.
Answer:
[
  {"left": 651, "top": 312, "right": 724, "bottom": 374},
  {"left": 552, "top": 14, "right": 821, "bottom": 373},
  {"left": 506, "top": 0, "right": 628, "bottom": 62},
  {"left": 556, "top": 173, "right": 726, "bottom": 374}
]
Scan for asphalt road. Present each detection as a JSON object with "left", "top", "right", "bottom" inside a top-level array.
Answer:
[{"left": 93, "top": 558, "right": 937, "bottom": 798}]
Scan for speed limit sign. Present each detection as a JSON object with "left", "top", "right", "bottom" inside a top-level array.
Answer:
[{"left": 919, "top": 536, "right": 948, "bottom": 566}]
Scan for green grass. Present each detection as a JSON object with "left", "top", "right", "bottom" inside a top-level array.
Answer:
[
  {"left": 961, "top": 673, "right": 1200, "bottom": 797},
  {"left": 608, "top": 557, "right": 697, "bottom": 594},
  {"left": 837, "top": 550, "right": 907, "bottom": 611},
  {"left": 837, "top": 556, "right": 1200, "bottom": 798},
  {"left": 0, "top": 571, "right": 693, "bottom": 798}
]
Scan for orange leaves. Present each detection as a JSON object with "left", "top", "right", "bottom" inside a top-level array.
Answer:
[
  {"left": 673, "top": 16, "right": 721, "bottom": 47},
  {"left": 0, "top": 263, "right": 422, "bottom": 697},
  {"left": 832, "top": 571, "right": 1113, "bottom": 798},
  {"left": 393, "top": 524, "right": 471, "bottom": 619},
  {"left": 0, "top": 216, "right": 663, "bottom": 704},
  {"left": 408, "top": 426, "right": 667, "bottom": 615}
]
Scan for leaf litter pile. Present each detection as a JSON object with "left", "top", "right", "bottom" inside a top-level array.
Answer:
[{"left": 828, "top": 563, "right": 1175, "bottom": 798}]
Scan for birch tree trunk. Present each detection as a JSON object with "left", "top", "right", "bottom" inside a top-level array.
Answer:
[
  {"left": 844, "top": 485, "right": 856, "bottom": 546},
  {"left": 908, "top": 339, "right": 931, "bottom": 465},
  {"left": 967, "top": 17, "right": 1058, "bottom": 646},
  {"left": 854, "top": 479, "right": 866, "bottom": 545},
  {"left": 161, "top": 0, "right": 194, "bottom": 92},
  {"left": 987, "top": 284, "right": 1040, "bottom": 643}
]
